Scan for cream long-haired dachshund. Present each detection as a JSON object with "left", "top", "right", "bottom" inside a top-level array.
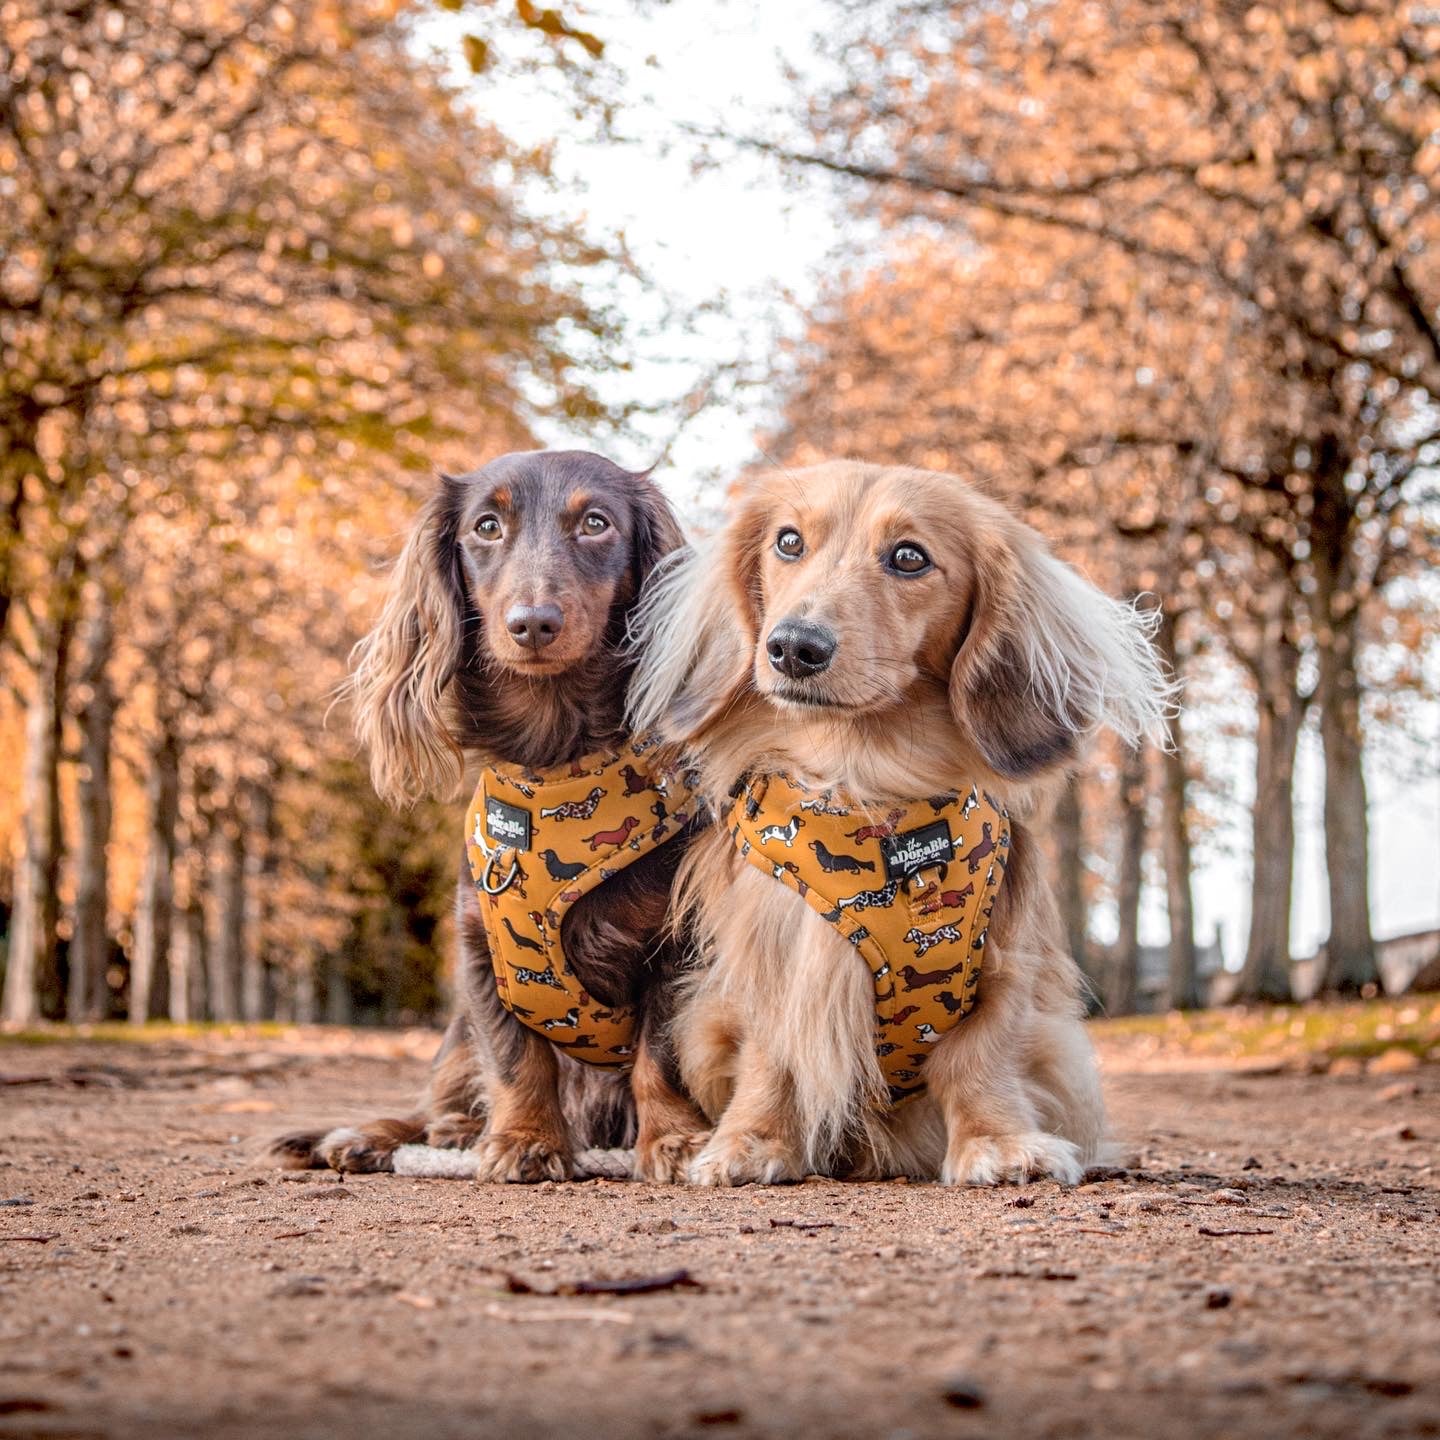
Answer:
[{"left": 628, "top": 461, "right": 1172, "bottom": 1186}]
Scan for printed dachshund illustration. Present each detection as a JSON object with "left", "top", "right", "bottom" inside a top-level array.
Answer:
[
  {"left": 809, "top": 838, "right": 875, "bottom": 874},
  {"left": 799, "top": 792, "right": 851, "bottom": 816},
  {"left": 917, "top": 882, "right": 975, "bottom": 917},
  {"left": 582, "top": 815, "right": 640, "bottom": 851},
  {"left": 914, "top": 1023, "right": 943, "bottom": 1043},
  {"left": 539, "top": 848, "right": 587, "bottom": 882},
  {"left": 897, "top": 960, "right": 967, "bottom": 990},
  {"left": 757, "top": 814, "right": 805, "bottom": 848},
  {"left": 540, "top": 1007, "right": 580, "bottom": 1031},
  {"left": 502, "top": 915, "right": 544, "bottom": 956},
  {"left": 619, "top": 763, "right": 654, "bottom": 796},
  {"left": 513, "top": 965, "right": 567, "bottom": 991},
  {"left": 935, "top": 989, "right": 968, "bottom": 1014},
  {"left": 902, "top": 922, "right": 966, "bottom": 957},
  {"left": 960, "top": 788, "right": 979, "bottom": 820},
  {"left": 960, "top": 822, "right": 998, "bottom": 875},
  {"left": 540, "top": 785, "right": 606, "bottom": 821},
  {"left": 833, "top": 879, "right": 900, "bottom": 914},
  {"left": 844, "top": 809, "right": 904, "bottom": 843},
  {"left": 880, "top": 1004, "right": 921, "bottom": 1028}
]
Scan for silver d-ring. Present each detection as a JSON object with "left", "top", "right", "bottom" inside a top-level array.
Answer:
[{"left": 480, "top": 851, "right": 519, "bottom": 896}]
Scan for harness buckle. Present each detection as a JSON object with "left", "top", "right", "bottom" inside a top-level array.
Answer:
[
  {"left": 479, "top": 851, "right": 519, "bottom": 895},
  {"left": 473, "top": 828, "right": 520, "bottom": 896}
]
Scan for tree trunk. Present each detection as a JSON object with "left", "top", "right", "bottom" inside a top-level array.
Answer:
[
  {"left": 1319, "top": 665, "right": 1375, "bottom": 993},
  {"left": 293, "top": 962, "right": 317, "bottom": 1025},
  {"left": 1052, "top": 775, "right": 1098, "bottom": 1001},
  {"left": 209, "top": 816, "right": 245, "bottom": 1023},
  {"left": 171, "top": 901, "right": 207, "bottom": 1024},
  {"left": 1309, "top": 450, "right": 1377, "bottom": 994},
  {"left": 1236, "top": 632, "right": 1303, "bottom": 1004},
  {"left": 241, "top": 780, "right": 277, "bottom": 1022},
  {"left": 323, "top": 950, "right": 354, "bottom": 1025},
  {"left": 70, "top": 593, "right": 115, "bottom": 1022},
  {"left": 2, "top": 628, "right": 69, "bottom": 1024},
  {"left": 0, "top": 411, "right": 39, "bottom": 651},
  {"left": 129, "top": 729, "right": 180, "bottom": 1023},
  {"left": 1155, "top": 609, "right": 1199, "bottom": 1010},
  {"left": 1109, "top": 744, "right": 1147, "bottom": 1015}
]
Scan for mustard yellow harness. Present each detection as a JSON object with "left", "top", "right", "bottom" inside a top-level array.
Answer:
[
  {"left": 729, "top": 773, "right": 1010, "bottom": 1105},
  {"left": 464, "top": 737, "right": 700, "bottom": 1067}
]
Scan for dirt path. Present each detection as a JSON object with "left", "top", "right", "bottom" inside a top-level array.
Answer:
[{"left": 1, "top": 1030, "right": 1436, "bottom": 1440}]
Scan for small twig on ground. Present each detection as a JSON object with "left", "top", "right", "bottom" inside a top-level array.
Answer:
[
  {"left": 495, "top": 1267, "right": 703, "bottom": 1297},
  {"left": 1197, "top": 1226, "right": 1275, "bottom": 1238},
  {"left": 769, "top": 1218, "right": 840, "bottom": 1231},
  {"left": 0, "top": 1234, "right": 60, "bottom": 1244},
  {"left": 980, "top": 1268, "right": 1078, "bottom": 1281}
]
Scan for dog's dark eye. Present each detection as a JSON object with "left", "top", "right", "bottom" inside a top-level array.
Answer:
[
  {"left": 476, "top": 515, "right": 503, "bottom": 541},
  {"left": 776, "top": 528, "right": 804, "bottom": 560},
  {"left": 887, "top": 542, "right": 931, "bottom": 575},
  {"left": 579, "top": 512, "right": 610, "bottom": 537}
]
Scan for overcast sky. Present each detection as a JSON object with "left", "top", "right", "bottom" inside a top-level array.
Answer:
[{"left": 431, "top": 1, "right": 1440, "bottom": 968}]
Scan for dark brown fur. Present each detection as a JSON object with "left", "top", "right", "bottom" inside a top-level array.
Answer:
[{"left": 271, "top": 451, "right": 707, "bottom": 1182}]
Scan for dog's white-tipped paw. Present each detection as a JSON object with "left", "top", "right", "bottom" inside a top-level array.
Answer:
[
  {"left": 942, "top": 1131, "right": 1083, "bottom": 1187},
  {"left": 689, "top": 1133, "right": 800, "bottom": 1187},
  {"left": 470, "top": 1131, "right": 571, "bottom": 1184},
  {"left": 316, "top": 1127, "right": 395, "bottom": 1174},
  {"left": 634, "top": 1129, "right": 712, "bottom": 1185}
]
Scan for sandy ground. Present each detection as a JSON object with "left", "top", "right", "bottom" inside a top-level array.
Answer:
[{"left": 1, "top": 1029, "right": 1436, "bottom": 1440}]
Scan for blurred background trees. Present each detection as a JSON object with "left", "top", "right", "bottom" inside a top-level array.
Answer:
[
  {"left": 763, "top": 0, "right": 1440, "bottom": 1012},
  {"left": 1, "top": 0, "right": 1436, "bottom": 1026},
  {"left": 0, "top": 0, "right": 612, "bottom": 1023}
]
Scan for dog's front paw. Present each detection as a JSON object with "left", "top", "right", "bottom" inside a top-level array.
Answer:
[
  {"left": 316, "top": 1127, "right": 398, "bottom": 1174},
  {"left": 942, "top": 1131, "right": 1083, "bottom": 1187},
  {"left": 689, "top": 1131, "right": 801, "bottom": 1187},
  {"left": 471, "top": 1130, "right": 571, "bottom": 1184},
  {"left": 634, "top": 1129, "right": 712, "bottom": 1185}
]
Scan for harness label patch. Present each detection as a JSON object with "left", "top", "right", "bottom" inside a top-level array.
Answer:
[
  {"left": 881, "top": 821, "right": 954, "bottom": 882},
  {"left": 485, "top": 795, "right": 532, "bottom": 851}
]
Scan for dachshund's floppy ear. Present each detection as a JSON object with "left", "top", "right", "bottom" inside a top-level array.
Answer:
[
  {"left": 628, "top": 472, "right": 687, "bottom": 593},
  {"left": 948, "top": 526, "right": 1172, "bottom": 779},
  {"left": 627, "top": 489, "right": 769, "bottom": 741},
  {"left": 350, "top": 476, "right": 468, "bottom": 808}
]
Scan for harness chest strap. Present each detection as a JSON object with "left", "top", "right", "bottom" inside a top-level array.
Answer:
[
  {"left": 729, "top": 773, "right": 1011, "bottom": 1106},
  {"left": 464, "top": 735, "right": 701, "bottom": 1068}
]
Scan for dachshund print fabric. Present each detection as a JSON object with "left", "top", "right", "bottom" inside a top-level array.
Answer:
[
  {"left": 465, "top": 737, "right": 700, "bottom": 1067},
  {"left": 730, "top": 773, "right": 1010, "bottom": 1105}
]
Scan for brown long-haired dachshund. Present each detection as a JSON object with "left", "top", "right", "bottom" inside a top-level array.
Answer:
[
  {"left": 273, "top": 450, "right": 709, "bottom": 1183},
  {"left": 628, "top": 461, "right": 1171, "bottom": 1186}
]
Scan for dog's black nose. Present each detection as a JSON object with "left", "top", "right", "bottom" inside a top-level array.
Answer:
[
  {"left": 766, "top": 619, "right": 836, "bottom": 678},
  {"left": 506, "top": 602, "right": 565, "bottom": 651}
]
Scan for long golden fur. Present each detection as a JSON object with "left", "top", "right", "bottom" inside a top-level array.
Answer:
[{"left": 628, "top": 461, "right": 1172, "bottom": 1185}]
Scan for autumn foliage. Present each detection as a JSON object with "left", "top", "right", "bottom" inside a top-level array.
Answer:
[
  {"left": 0, "top": 0, "right": 614, "bottom": 1024},
  {"left": 767, "top": 0, "right": 1440, "bottom": 1007}
]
